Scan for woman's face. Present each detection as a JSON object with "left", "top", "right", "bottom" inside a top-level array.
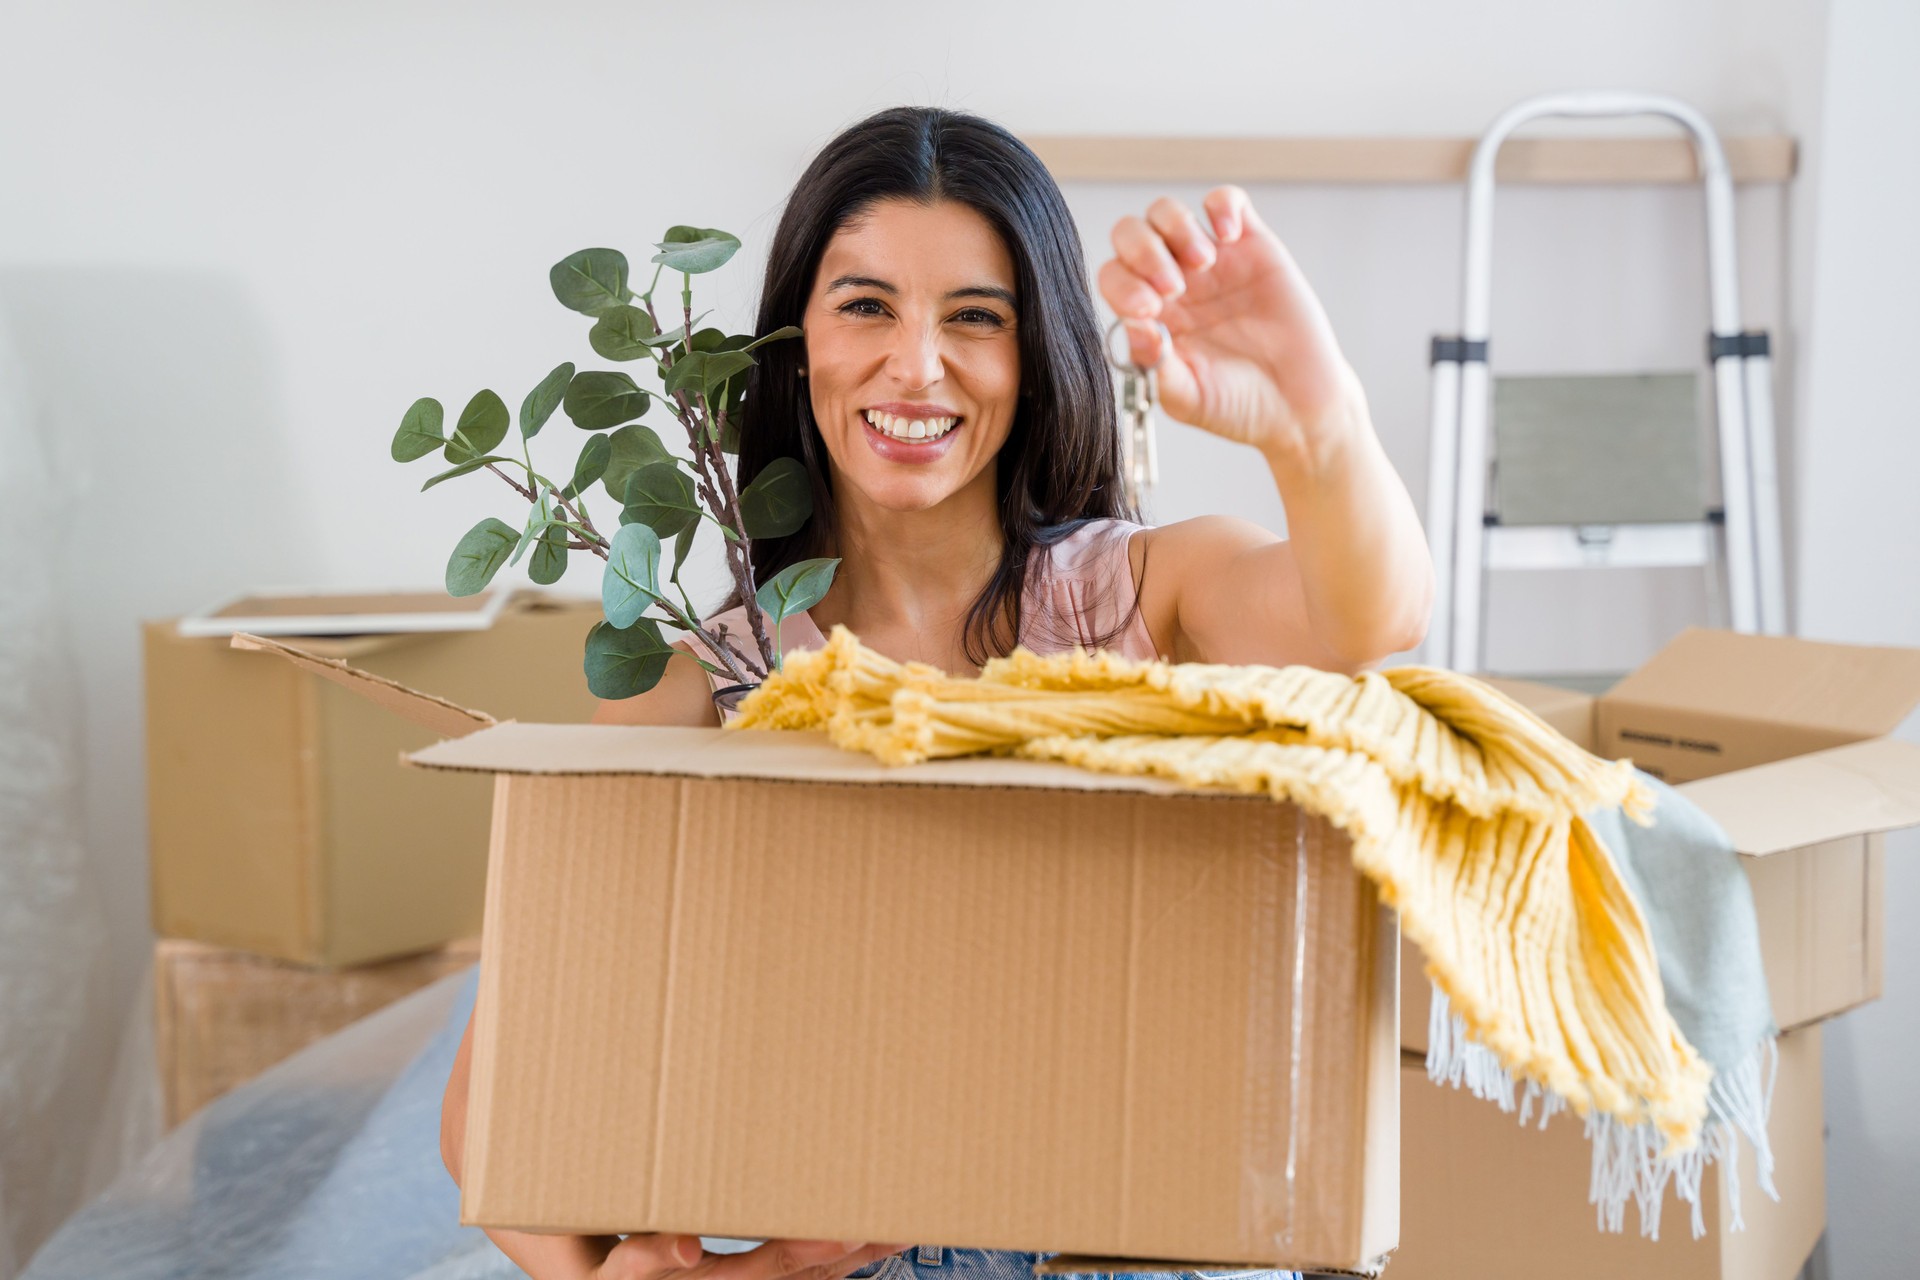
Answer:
[{"left": 800, "top": 197, "right": 1022, "bottom": 515}]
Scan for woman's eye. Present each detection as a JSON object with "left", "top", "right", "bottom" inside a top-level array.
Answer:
[
  {"left": 957, "top": 308, "right": 1005, "bottom": 327},
  {"left": 840, "top": 298, "right": 885, "bottom": 317}
]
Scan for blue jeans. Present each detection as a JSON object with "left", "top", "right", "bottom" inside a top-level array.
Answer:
[{"left": 847, "top": 1246, "right": 1302, "bottom": 1280}]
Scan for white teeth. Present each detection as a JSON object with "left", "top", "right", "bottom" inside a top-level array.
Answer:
[{"left": 863, "top": 409, "right": 958, "bottom": 441}]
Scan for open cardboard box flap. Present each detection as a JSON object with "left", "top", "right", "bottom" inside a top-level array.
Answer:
[
  {"left": 1605, "top": 626, "right": 1920, "bottom": 740},
  {"left": 229, "top": 631, "right": 497, "bottom": 739},
  {"left": 1679, "top": 736, "right": 1920, "bottom": 855},
  {"left": 233, "top": 631, "right": 1260, "bottom": 798}
]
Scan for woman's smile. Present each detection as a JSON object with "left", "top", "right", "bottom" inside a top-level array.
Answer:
[{"left": 859, "top": 401, "right": 965, "bottom": 463}]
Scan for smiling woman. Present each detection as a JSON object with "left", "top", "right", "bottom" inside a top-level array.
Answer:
[{"left": 534, "top": 102, "right": 1433, "bottom": 1280}]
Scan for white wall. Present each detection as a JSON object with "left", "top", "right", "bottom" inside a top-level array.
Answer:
[
  {"left": 1795, "top": 1, "right": 1920, "bottom": 1276},
  {"left": 6, "top": 0, "right": 1911, "bottom": 1273}
]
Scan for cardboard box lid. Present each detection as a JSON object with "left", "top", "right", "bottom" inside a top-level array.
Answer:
[
  {"left": 406, "top": 720, "right": 1260, "bottom": 798},
  {"left": 188, "top": 588, "right": 597, "bottom": 659},
  {"left": 1604, "top": 627, "right": 1920, "bottom": 740},
  {"left": 1677, "top": 737, "right": 1920, "bottom": 855},
  {"left": 228, "top": 631, "right": 496, "bottom": 739}
]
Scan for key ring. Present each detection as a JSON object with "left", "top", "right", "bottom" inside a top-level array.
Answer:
[{"left": 1104, "top": 315, "right": 1172, "bottom": 374}]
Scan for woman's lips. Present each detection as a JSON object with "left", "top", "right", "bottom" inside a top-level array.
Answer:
[{"left": 859, "top": 412, "right": 964, "bottom": 464}]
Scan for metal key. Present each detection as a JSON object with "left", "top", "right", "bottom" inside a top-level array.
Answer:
[{"left": 1106, "top": 317, "right": 1169, "bottom": 511}]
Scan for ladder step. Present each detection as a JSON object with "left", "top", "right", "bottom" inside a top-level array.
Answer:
[{"left": 1484, "top": 522, "right": 1715, "bottom": 570}]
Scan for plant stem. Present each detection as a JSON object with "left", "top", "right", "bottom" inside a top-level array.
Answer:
[
  {"left": 651, "top": 320, "right": 774, "bottom": 674},
  {"left": 697, "top": 387, "right": 774, "bottom": 667}
]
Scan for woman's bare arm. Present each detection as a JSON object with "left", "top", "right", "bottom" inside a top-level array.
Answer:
[
  {"left": 442, "top": 644, "right": 729, "bottom": 1277},
  {"left": 1130, "top": 381, "right": 1433, "bottom": 674}
]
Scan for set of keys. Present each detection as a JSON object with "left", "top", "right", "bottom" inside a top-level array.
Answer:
[{"left": 1105, "top": 316, "right": 1169, "bottom": 512}]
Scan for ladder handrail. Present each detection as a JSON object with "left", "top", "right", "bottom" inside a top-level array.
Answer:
[
  {"left": 1458, "top": 92, "right": 1744, "bottom": 339},
  {"left": 1426, "top": 91, "right": 1775, "bottom": 672}
]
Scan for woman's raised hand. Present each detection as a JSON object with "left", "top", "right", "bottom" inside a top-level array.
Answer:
[
  {"left": 1097, "top": 185, "right": 1363, "bottom": 462},
  {"left": 593, "top": 1237, "right": 910, "bottom": 1280}
]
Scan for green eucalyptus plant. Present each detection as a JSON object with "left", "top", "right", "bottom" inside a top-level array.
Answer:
[{"left": 389, "top": 227, "right": 839, "bottom": 701}]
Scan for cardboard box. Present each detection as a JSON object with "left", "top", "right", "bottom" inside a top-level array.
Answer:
[
  {"left": 154, "top": 936, "right": 480, "bottom": 1128},
  {"left": 234, "top": 635, "right": 1402, "bottom": 1275},
  {"left": 1393, "top": 1023, "right": 1825, "bottom": 1280},
  {"left": 145, "top": 588, "right": 604, "bottom": 967},
  {"left": 1402, "top": 628, "right": 1920, "bottom": 1051}
]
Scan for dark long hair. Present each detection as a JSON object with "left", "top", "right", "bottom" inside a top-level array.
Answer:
[{"left": 730, "top": 105, "right": 1144, "bottom": 666}]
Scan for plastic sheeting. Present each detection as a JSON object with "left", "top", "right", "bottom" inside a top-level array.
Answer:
[
  {"left": 23, "top": 964, "right": 523, "bottom": 1280},
  {"left": 0, "top": 303, "right": 141, "bottom": 1277}
]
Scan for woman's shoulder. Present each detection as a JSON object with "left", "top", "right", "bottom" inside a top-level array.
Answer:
[
  {"left": 1036, "top": 516, "right": 1149, "bottom": 578},
  {"left": 1022, "top": 517, "right": 1159, "bottom": 659}
]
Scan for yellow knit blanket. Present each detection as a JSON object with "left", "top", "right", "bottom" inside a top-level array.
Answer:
[{"left": 732, "top": 623, "right": 1714, "bottom": 1152}]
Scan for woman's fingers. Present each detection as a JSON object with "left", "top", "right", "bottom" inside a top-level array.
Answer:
[
  {"left": 1145, "top": 196, "right": 1218, "bottom": 271},
  {"left": 703, "top": 1239, "right": 870, "bottom": 1280},
  {"left": 817, "top": 1243, "right": 912, "bottom": 1280},
  {"left": 1201, "top": 184, "right": 1256, "bottom": 243},
  {"left": 1109, "top": 213, "right": 1187, "bottom": 301},
  {"left": 1096, "top": 256, "right": 1162, "bottom": 320},
  {"left": 598, "top": 1232, "right": 706, "bottom": 1280}
]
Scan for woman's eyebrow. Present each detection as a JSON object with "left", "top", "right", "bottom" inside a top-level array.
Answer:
[{"left": 826, "top": 274, "right": 1016, "bottom": 308}]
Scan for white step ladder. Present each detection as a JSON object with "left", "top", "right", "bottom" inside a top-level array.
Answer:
[{"left": 1424, "top": 91, "right": 1788, "bottom": 674}]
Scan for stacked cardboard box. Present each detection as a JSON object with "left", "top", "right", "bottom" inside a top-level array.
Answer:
[
  {"left": 154, "top": 936, "right": 480, "bottom": 1127},
  {"left": 1393, "top": 627, "right": 1920, "bottom": 1279},
  {"left": 142, "top": 588, "right": 605, "bottom": 1123}
]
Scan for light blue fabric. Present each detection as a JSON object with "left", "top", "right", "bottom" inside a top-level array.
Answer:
[
  {"left": 25, "top": 966, "right": 1305, "bottom": 1280},
  {"left": 1583, "top": 771, "right": 1776, "bottom": 1075}
]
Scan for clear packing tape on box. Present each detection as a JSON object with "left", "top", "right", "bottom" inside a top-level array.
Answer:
[{"left": 735, "top": 624, "right": 1776, "bottom": 1240}]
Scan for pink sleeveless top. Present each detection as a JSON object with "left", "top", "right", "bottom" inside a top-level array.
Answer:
[{"left": 682, "top": 518, "right": 1160, "bottom": 707}]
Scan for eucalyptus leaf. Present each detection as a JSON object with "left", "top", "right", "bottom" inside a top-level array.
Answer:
[
  {"left": 445, "top": 389, "right": 510, "bottom": 463},
  {"left": 550, "top": 248, "right": 633, "bottom": 315},
  {"left": 602, "top": 522, "right": 663, "bottom": 628},
  {"left": 651, "top": 226, "right": 740, "bottom": 275},
  {"left": 636, "top": 311, "right": 713, "bottom": 348},
  {"left": 563, "top": 432, "right": 613, "bottom": 501},
  {"left": 661, "top": 351, "right": 705, "bottom": 398},
  {"left": 670, "top": 519, "right": 697, "bottom": 584},
  {"left": 738, "top": 456, "right": 813, "bottom": 538},
  {"left": 508, "top": 488, "right": 556, "bottom": 568},
  {"left": 755, "top": 557, "right": 839, "bottom": 624},
  {"left": 717, "top": 408, "right": 742, "bottom": 454},
  {"left": 702, "top": 349, "right": 755, "bottom": 389},
  {"left": 564, "top": 370, "right": 650, "bottom": 430},
  {"left": 391, "top": 397, "right": 444, "bottom": 462},
  {"left": 529, "top": 525, "right": 569, "bottom": 585},
  {"left": 622, "top": 461, "right": 700, "bottom": 538},
  {"left": 600, "top": 423, "right": 673, "bottom": 503},
  {"left": 421, "top": 454, "right": 516, "bottom": 492},
  {"left": 445, "top": 517, "right": 519, "bottom": 596},
  {"left": 589, "top": 306, "right": 658, "bottom": 362},
  {"left": 689, "top": 327, "right": 728, "bottom": 353},
  {"left": 583, "top": 616, "right": 677, "bottom": 699},
  {"left": 742, "top": 324, "right": 805, "bottom": 352},
  {"left": 520, "top": 362, "right": 575, "bottom": 439}
]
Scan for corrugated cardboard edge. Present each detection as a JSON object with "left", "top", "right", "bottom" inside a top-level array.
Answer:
[
  {"left": 1034, "top": 1253, "right": 1392, "bottom": 1278},
  {"left": 229, "top": 631, "right": 498, "bottom": 739},
  {"left": 403, "top": 721, "right": 1272, "bottom": 797}
]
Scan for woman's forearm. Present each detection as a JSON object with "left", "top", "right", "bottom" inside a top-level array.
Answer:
[{"left": 1259, "top": 379, "right": 1434, "bottom": 665}]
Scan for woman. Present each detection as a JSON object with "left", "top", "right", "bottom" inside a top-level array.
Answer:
[{"left": 441, "top": 105, "right": 1432, "bottom": 1280}]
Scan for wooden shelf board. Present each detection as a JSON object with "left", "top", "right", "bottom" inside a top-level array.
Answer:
[{"left": 1022, "top": 135, "right": 1796, "bottom": 185}]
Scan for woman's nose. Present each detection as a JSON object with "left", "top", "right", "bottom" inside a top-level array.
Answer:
[{"left": 884, "top": 320, "right": 945, "bottom": 389}]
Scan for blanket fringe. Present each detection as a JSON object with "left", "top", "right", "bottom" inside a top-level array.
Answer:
[{"left": 1426, "top": 984, "right": 1778, "bottom": 1239}]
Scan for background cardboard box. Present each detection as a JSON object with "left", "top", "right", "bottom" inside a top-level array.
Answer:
[
  {"left": 144, "top": 589, "right": 603, "bottom": 967},
  {"left": 1394, "top": 1024, "right": 1825, "bottom": 1280},
  {"left": 154, "top": 937, "right": 480, "bottom": 1128},
  {"left": 1403, "top": 629, "right": 1920, "bottom": 1052}
]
